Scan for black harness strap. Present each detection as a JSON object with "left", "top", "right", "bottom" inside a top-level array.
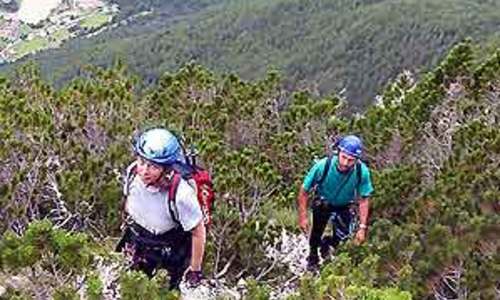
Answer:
[{"left": 317, "top": 155, "right": 332, "bottom": 187}]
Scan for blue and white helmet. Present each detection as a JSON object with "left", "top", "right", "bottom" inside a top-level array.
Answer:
[
  {"left": 134, "top": 128, "right": 184, "bottom": 165},
  {"left": 337, "top": 135, "right": 363, "bottom": 158}
]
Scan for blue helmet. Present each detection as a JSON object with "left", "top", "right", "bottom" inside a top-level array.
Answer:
[
  {"left": 337, "top": 135, "right": 363, "bottom": 158},
  {"left": 134, "top": 128, "right": 184, "bottom": 165}
]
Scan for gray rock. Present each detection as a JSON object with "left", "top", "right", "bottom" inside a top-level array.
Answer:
[
  {"left": 5, "top": 275, "right": 30, "bottom": 290},
  {"left": 0, "top": 285, "right": 6, "bottom": 298}
]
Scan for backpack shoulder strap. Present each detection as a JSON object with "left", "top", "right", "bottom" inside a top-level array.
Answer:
[
  {"left": 167, "top": 173, "right": 183, "bottom": 227},
  {"left": 317, "top": 155, "right": 332, "bottom": 187},
  {"left": 356, "top": 161, "right": 362, "bottom": 186}
]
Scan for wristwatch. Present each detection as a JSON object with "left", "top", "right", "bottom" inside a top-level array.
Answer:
[{"left": 359, "top": 224, "right": 368, "bottom": 229}]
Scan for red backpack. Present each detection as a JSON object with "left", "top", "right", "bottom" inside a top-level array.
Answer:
[{"left": 168, "top": 158, "right": 215, "bottom": 228}]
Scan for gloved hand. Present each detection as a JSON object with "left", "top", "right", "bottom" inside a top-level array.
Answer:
[{"left": 185, "top": 270, "right": 204, "bottom": 288}]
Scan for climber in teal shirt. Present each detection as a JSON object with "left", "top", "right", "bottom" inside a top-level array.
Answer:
[
  {"left": 302, "top": 155, "right": 373, "bottom": 206},
  {"left": 297, "top": 135, "right": 374, "bottom": 270}
]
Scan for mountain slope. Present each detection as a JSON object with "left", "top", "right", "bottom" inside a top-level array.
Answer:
[
  {"left": 2, "top": 0, "right": 500, "bottom": 107},
  {"left": 0, "top": 40, "right": 498, "bottom": 299}
]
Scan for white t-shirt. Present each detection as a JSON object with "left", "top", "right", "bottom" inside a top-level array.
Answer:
[{"left": 125, "top": 173, "right": 203, "bottom": 235}]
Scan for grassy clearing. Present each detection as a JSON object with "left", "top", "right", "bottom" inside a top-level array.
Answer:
[
  {"left": 52, "top": 28, "right": 70, "bottom": 42},
  {"left": 19, "top": 23, "right": 32, "bottom": 36},
  {"left": 80, "top": 12, "right": 110, "bottom": 30},
  {"left": 12, "top": 36, "right": 49, "bottom": 58}
]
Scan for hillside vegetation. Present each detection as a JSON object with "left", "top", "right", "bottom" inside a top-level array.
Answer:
[
  {"left": 1, "top": 0, "right": 500, "bottom": 108},
  {"left": 0, "top": 40, "right": 499, "bottom": 299},
  {"left": 113, "top": 0, "right": 227, "bottom": 19}
]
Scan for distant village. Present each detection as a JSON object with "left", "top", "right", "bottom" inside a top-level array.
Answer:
[{"left": 0, "top": 0, "right": 118, "bottom": 64}]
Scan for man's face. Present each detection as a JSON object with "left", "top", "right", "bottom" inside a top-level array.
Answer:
[
  {"left": 136, "top": 156, "right": 164, "bottom": 185},
  {"left": 338, "top": 151, "right": 357, "bottom": 172}
]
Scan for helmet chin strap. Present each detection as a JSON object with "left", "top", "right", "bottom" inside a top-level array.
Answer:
[{"left": 337, "top": 164, "right": 352, "bottom": 173}]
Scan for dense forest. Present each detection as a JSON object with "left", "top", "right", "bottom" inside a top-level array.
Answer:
[
  {"left": 112, "top": 0, "right": 227, "bottom": 20},
  {"left": 1, "top": 0, "right": 500, "bottom": 108},
  {"left": 0, "top": 39, "right": 498, "bottom": 299}
]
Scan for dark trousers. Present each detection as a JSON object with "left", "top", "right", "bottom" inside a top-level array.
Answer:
[
  {"left": 116, "top": 222, "right": 191, "bottom": 289},
  {"left": 309, "top": 201, "right": 355, "bottom": 256}
]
